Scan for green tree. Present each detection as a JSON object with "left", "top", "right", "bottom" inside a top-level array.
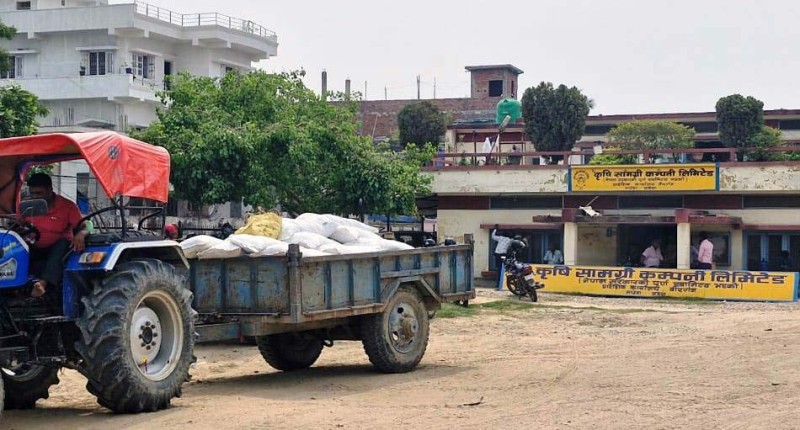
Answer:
[
  {"left": 747, "top": 125, "right": 784, "bottom": 161},
  {"left": 520, "top": 82, "right": 593, "bottom": 160},
  {"left": 134, "top": 71, "right": 433, "bottom": 217},
  {"left": 0, "top": 85, "right": 49, "bottom": 138},
  {"left": 397, "top": 101, "right": 446, "bottom": 148},
  {"left": 606, "top": 120, "right": 695, "bottom": 162},
  {"left": 715, "top": 94, "right": 764, "bottom": 161},
  {"left": 0, "top": 19, "right": 15, "bottom": 76}
]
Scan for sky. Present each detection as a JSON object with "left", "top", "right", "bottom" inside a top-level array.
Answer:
[{"left": 134, "top": 0, "right": 800, "bottom": 115}]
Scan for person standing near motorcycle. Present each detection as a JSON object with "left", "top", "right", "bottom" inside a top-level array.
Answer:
[{"left": 492, "top": 224, "right": 513, "bottom": 275}]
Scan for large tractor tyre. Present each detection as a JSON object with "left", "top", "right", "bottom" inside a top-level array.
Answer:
[
  {"left": 362, "top": 286, "right": 430, "bottom": 373},
  {"left": 256, "top": 332, "right": 324, "bottom": 371},
  {"left": 1, "top": 365, "right": 59, "bottom": 410},
  {"left": 75, "top": 259, "right": 195, "bottom": 413}
]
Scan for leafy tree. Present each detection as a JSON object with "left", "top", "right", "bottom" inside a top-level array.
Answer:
[
  {"left": 606, "top": 120, "right": 695, "bottom": 162},
  {"left": 747, "top": 125, "right": 784, "bottom": 161},
  {"left": 134, "top": 71, "right": 433, "bottom": 217},
  {"left": 715, "top": 94, "right": 764, "bottom": 161},
  {"left": 397, "top": 101, "right": 446, "bottom": 148},
  {"left": 0, "top": 85, "right": 49, "bottom": 138},
  {"left": 588, "top": 147, "right": 637, "bottom": 165},
  {"left": 520, "top": 82, "right": 593, "bottom": 160},
  {"left": 0, "top": 19, "right": 15, "bottom": 76}
]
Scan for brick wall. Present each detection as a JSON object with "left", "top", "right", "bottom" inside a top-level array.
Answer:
[
  {"left": 470, "top": 69, "right": 519, "bottom": 100},
  {"left": 357, "top": 97, "right": 498, "bottom": 140}
]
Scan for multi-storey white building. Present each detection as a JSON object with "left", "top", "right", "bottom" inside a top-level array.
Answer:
[{"left": 0, "top": 0, "right": 277, "bottom": 223}]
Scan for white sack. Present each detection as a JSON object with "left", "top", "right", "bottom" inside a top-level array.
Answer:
[
  {"left": 180, "top": 235, "right": 223, "bottom": 259},
  {"left": 197, "top": 241, "right": 243, "bottom": 259},
  {"left": 226, "top": 234, "right": 283, "bottom": 254}
]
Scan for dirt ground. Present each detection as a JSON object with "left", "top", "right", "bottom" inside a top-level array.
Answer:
[{"left": 4, "top": 288, "right": 800, "bottom": 430}]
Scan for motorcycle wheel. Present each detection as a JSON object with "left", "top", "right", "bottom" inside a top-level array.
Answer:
[
  {"left": 506, "top": 276, "right": 525, "bottom": 297},
  {"left": 527, "top": 281, "right": 539, "bottom": 302}
]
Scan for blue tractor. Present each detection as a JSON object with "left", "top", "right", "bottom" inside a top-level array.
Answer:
[{"left": 0, "top": 132, "right": 194, "bottom": 415}]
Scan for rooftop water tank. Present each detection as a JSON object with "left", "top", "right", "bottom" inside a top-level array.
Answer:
[{"left": 496, "top": 98, "right": 521, "bottom": 125}]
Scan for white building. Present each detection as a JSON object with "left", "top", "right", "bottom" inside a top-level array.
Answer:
[{"left": 0, "top": 0, "right": 277, "bottom": 223}]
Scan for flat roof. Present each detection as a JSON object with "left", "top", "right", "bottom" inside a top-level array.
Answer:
[{"left": 464, "top": 64, "right": 524, "bottom": 75}]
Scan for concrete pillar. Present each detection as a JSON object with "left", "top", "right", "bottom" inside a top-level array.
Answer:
[
  {"left": 731, "top": 229, "right": 744, "bottom": 270},
  {"left": 677, "top": 222, "right": 691, "bottom": 269},
  {"left": 564, "top": 222, "right": 578, "bottom": 266}
]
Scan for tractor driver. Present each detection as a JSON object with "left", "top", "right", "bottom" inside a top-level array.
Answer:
[{"left": 25, "top": 173, "right": 88, "bottom": 298}]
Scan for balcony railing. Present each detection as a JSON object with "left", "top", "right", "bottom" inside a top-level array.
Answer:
[
  {"left": 132, "top": 0, "right": 277, "bottom": 41},
  {"left": 424, "top": 146, "right": 800, "bottom": 169}
]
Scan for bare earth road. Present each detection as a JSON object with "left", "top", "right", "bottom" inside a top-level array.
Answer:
[{"left": 4, "top": 289, "right": 800, "bottom": 430}]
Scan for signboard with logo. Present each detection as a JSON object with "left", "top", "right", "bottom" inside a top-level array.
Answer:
[
  {"left": 568, "top": 164, "right": 718, "bottom": 192},
  {"left": 532, "top": 265, "right": 797, "bottom": 302}
]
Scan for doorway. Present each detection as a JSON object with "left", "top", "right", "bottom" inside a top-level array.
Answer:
[{"left": 617, "top": 224, "right": 677, "bottom": 268}]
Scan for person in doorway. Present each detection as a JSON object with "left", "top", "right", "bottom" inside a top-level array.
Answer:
[
  {"left": 690, "top": 243, "right": 700, "bottom": 269},
  {"left": 543, "top": 242, "right": 564, "bottom": 265},
  {"left": 641, "top": 239, "right": 664, "bottom": 268},
  {"left": 508, "top": 145, "right": 522, "bottom": 165},
  {"left": 492, "top": 224, "right": 513, "bottom": 275},
  {"left": 25, "top": 173, "right": 88, "bottom": 298},
  {"left": 778, "top": 250, "right": 795, "bottom": 271},
  {"left": 697, "top": 232, "right": 714, "bottom": 270}
]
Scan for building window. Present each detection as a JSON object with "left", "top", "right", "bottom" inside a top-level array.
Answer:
[
  {"left": 743, "top": 195, "right": 800, "bottom": 208},
  {"left": 488, "top": 80, "right": 503, "bottom": 97},
  {"left": 131, "top": 53, "right": 155, "bottom": 79},
  {"left": 229, "top": 201, "right": 242, "bottom": 218},
  {"left": 83, "top": 51, "right": 114, "bottom": 76},
  {"left": 0, "top": 56, "right": 23, "bottom": 79},
  {"left": 220, "top": 64, "right": 235, "bottom": 75},
  {"left": 490, "top": 196, "right": 562, "bottom": 209},
  {"left": 16, "top": 1, "right": 31, "bottom": 10}
]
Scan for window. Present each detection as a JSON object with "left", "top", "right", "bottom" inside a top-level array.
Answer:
[
  {"left": 131, "top": 53, "right": 155, "bottom": 79},
  {"left": 229, "top": 201, "right": 242, "bottom": 218},
  {"left": 83, "top": 51, "right": 114, "bottom": 76},
  {"left": 16, "top": 1, "right": 31, "bottom": 10},
  {"left": 618, "top": 196, "right": 683, "bottom": 209},
  {"left": 747, "top": 233, "right": 800, "bottom": 271},
  {"left": 490, "top": 196, "right": 562, "bottom": 209},
  {"left": 743, "top": 196, "right": 800, "bottom": 208},
  {"left": 0, "top": 56, "right": 22, "bottom": 79},
  {"left": 220, "top": 64, "right": 235, "bottom": 75},
  {"left": 488, "top": 80, "right": 503, "bottom": 97}
]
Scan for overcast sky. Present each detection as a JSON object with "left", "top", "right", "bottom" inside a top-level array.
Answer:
[{"left": 141, "top": 0, "right": 800, "bottom": 115}]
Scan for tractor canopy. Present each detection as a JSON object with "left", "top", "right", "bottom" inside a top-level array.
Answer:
[{"left": 0, "top": 131, "right": 170, "bottom": 215}]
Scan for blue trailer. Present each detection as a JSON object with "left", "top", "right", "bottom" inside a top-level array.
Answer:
[{"left": 191, "top": 239, "right": 474, "bottom": 373}]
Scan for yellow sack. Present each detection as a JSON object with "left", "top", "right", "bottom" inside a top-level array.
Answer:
[{"left": 235, "top": 212, "right": 282, "bottom": 239}]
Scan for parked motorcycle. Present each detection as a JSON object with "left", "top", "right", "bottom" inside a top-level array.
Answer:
[{"left": 503, "top": 239, "right": 544, "bottom": 302}]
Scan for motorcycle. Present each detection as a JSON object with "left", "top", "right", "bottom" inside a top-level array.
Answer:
[{"left": 503, "top": 239, "right": 544, "bottom": 302}]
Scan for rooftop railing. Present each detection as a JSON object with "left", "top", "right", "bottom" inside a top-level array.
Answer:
[
  {"left": 133, "top": 1, "right": 277, "bottom": 41},
  {"left": 424, "top": 146, "right": 800, "bottom": 169}
]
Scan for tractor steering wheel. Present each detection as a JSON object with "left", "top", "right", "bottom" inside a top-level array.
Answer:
[{"left": 13, "top": 220, "right": 41, "bottom": 245}]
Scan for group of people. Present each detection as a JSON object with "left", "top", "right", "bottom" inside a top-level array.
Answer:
[
  {"left": 491, "top": 226, "right": 563, "bottom": 271},
  {"left": 641, "top": 232, "right": 715, "bottom": 269}
]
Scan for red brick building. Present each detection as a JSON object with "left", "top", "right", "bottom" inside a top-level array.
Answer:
[{"left": 355, "top": 64, "right": 523, "bottom": 140}]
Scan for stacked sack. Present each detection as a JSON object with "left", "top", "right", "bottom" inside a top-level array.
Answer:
[{"left": 180, "top": 213, "right": 415, "bottom": 259}]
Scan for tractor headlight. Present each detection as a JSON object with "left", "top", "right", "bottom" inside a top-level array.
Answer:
[{"left": 79, "top": 252, "right": 106, "bottom": 265}]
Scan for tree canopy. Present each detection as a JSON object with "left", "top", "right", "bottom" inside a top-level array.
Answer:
[
  {"left": 606, "top": 120, "right": 695, "bottom": 162},
  {"left": 520, "top": 82, "right": 593, "bottom": 154},
  {"left": 0, "top": 85, "right": 49, "bottom": 138},
  {"left": 133, "top": 71, "right": 434, "bottom": 217},
  {"left": 715, "top": 94, "right": 764, "bottom": 160},
  {"left": 397, "top": 101, "right": 446, "bottom": 148}
]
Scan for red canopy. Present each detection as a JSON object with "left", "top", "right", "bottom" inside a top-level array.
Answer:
[{"left": 0, "top": 132, "right": 170, "bottom": 213}]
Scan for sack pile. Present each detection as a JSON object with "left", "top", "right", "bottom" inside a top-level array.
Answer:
[{"left": 181, "top": 213, "right": 414, "bottom": 259}]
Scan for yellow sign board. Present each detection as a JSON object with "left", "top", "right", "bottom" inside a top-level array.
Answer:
[
  {"left": 569, "top": 164, "right": 718, "bottom": 192},
  {"left": 532, "top": 265, "right": 798, "bottom": 302}
]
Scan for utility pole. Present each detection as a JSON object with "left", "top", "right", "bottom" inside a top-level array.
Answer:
[
  {"left": 364, "top": 81, "right": 368, "bottom": 100},
  {"left": 384, "top": 86, "right": 388, "bottom": 100},
  {"left": 416, "top": 75, "right": 421, "bottom": 100},
  {"left": 433, "top": 76, "right": 436, "bottom": 99}
]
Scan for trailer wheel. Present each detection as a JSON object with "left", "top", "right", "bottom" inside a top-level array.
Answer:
[
  {"left": 1, "top": 364, "right": 59, "bottom": 410},
  {"left": 256, "top": 332, "right": 324, "bottom": 371},
  {"left": 362, "top": 286, "right": 430, "bottom": 373},
  {"left": 75, "top": 259, "right": 195, "bottom": 413}
]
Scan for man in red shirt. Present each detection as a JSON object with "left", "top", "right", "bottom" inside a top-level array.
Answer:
[{"left": 26, "top": 173, "right": 87, "bottom": 298}]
